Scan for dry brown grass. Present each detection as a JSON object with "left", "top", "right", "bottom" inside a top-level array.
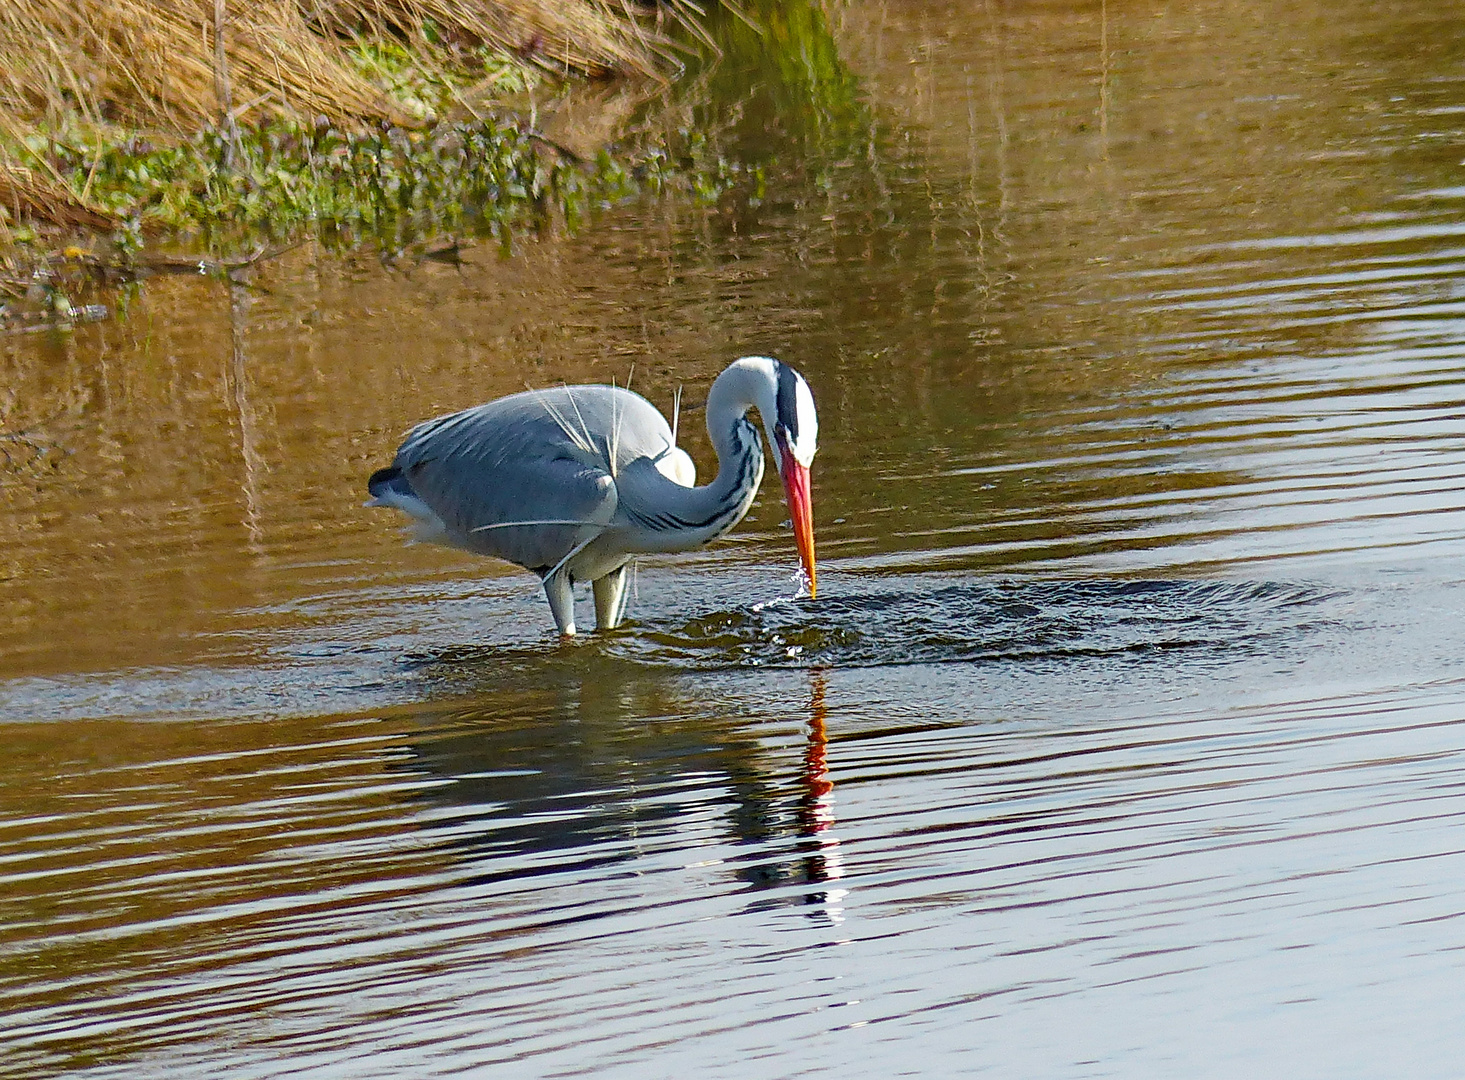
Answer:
[
  {"left": 0, "top": 0, "right": 680, "bottom": 137},
  {"left": 315, "top": 0, "right": 687, "bottom": 82},
  {"left": 0, "top": 162, "right": 116, "bottom": 230}
]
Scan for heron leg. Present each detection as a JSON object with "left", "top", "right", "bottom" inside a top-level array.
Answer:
[
  {"left": 615, "top": 563, "right": 633, "bottom": 626},
  {"left": 592, "top": 565, "right": 630, "bottom": 631},
  {"left": 543, "top": 571, "right": 577, "bottom": 636}
]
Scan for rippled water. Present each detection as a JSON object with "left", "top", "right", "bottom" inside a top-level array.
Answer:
[{"left": 6, "top": 0, "right": 1465, "bottom": 1075}]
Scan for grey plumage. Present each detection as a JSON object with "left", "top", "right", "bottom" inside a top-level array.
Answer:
[
  {"left": 372, "top": 385, "right": 660, "bottom": 570},
  {"left": 368, "top": 357, "right": 819, "bottom": 637}
]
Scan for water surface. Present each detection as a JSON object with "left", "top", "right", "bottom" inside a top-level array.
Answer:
[{"left": 5, "top": 0, "right": 1465, "bottom": 1075}]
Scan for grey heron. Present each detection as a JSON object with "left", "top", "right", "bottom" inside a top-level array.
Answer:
[{"left": 367, "top": 355, "right": 819, "bottom": 636}]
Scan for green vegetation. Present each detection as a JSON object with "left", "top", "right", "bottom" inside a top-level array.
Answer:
[
  {"left": 21, "top": 118, "right": 602, "bottom": 252},
  {"left": 0, "top": 0, "right": 699, "bottom": 260},
  {"left": 0, "top": 0, "right": 873, "bottom": 326}
]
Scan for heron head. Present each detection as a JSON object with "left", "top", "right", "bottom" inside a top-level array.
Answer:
[{"left": 764, "top": 359, "right": 819, "bottom": 599}]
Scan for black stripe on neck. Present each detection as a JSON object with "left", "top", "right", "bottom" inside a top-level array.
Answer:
[
  {"left": 775, "top": 361, "right": 800, "bottom": 441},
  {"left": 638, "top": 420, "right": 761, "bottom": 534}
]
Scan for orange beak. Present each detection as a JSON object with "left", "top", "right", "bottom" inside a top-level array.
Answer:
[{"left": 780, "top": 455, "right": 817, "bottom": 599}]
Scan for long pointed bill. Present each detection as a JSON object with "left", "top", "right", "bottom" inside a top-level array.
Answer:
[{"left": 780, "top": 456, "right": 817, "bottom": 599}]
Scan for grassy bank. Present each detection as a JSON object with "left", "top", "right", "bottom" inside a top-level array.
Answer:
[{"left": 0, "top": 0, "right": 717, "bottom": 315}]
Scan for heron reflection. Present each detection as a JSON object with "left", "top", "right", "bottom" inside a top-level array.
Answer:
[{"left": 398, "top": 654, "right": 845, "bottom": 920}]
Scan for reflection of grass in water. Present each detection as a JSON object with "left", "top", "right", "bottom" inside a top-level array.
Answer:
[
  {"left": 656, "top": 0, "right": 966, "bottom": 243},
  {"left": 693, "top": 0, "right": 874, "bottom": 165}
]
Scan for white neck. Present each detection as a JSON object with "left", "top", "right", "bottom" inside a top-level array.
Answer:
[
  {"left": 705, "top": 356, "right": 781, "bottom": 452},
  {"left": 615, "top": 358, "right": 780, "bottom": 553}
]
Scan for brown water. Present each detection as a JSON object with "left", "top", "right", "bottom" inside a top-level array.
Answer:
[{"left": 6, "top": 0, "right": 1465, "bottom": 1075}]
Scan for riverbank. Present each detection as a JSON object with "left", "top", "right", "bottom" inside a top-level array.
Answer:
[{"left": 0, "top": 0, "right": 715, "bottom": 322}]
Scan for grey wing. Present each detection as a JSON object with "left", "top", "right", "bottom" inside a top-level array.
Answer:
[
  {"left": 388, "top": 398, "right": 619, "bottom": 574},
  {"left": 517, "top": 383, "right": 680, "bottom": 474}
]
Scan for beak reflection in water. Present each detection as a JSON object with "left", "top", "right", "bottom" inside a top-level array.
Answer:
[{"left": 797, "top": 670, "right": 845, "bottom": 921}]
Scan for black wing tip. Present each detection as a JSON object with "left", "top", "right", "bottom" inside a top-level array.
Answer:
[{"left": 368, "top": 465, "right": 405, "bottom": 498}]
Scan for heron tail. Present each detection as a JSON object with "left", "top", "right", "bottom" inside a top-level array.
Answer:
[
  {"left": 365, "top": 465, "right": 450, "bottom": 545},
  {"left": 367, "top": 465, "right": 410, "bottom": 502}
]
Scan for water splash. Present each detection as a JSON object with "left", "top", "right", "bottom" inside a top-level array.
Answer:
[{"left": 619, "top": 575, "right": 1342, "bottom": 672}]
